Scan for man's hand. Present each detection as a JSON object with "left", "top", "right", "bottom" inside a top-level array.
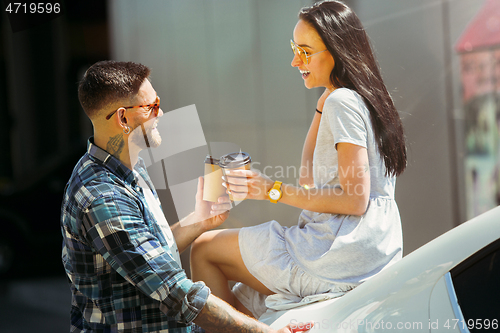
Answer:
[{"left": 194, "top": 176, "right": 231, "bottom": 231}]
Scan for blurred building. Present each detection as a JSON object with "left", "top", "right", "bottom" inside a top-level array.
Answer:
[{"left": 454, "top": 0, "right": 500, "bottom": 218}]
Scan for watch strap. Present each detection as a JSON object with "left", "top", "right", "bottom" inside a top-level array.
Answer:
[{"left": 269, "top": 181, "right": 283, "bottom": 204}]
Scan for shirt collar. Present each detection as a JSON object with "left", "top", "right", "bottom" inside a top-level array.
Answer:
[{"left": 87, "top": 137, "right": 138, "bottom": 186}]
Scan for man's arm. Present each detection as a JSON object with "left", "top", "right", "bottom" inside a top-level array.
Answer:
[
  {"left": 170, "top": 216, "right": 206, "bottom": 254},
  {"left": 194, "top": 294, "right": 272, "bottom": 333},
  {"left": 82, "top": 193, "right": 209, "bottom": 323},
  {"left": 194, "top": 294, "right": 312, "bottom": 333},
  {"left": 172, "top": 177, "right": 231, "bottom": 253}
]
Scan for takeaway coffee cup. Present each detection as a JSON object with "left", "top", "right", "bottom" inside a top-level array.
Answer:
[
  {"left": 219, "top": 152, "right": 252, "bottom": 201},
  {"left": 219, "top": 152, "right": 252, "bottom": 170},
  {"left": 203, "top": 155, "right": 226, "bottom": 202}
]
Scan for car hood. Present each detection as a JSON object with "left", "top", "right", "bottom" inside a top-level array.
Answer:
[{"left": 268, "top": 206, "right": 500, "bottom": 331}]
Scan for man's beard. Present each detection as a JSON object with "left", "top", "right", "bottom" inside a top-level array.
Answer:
[{"left": 129, "top": 118, "right": 162, "bottom": 149}]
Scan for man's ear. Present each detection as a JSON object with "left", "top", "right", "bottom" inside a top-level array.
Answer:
[{"left": 117, "top": 107, "right": 128, "bottom": 127}]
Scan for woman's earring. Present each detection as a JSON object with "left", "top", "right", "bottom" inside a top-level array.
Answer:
[{"left": 123, "top": 126, "right": 131, "bottom": 134}]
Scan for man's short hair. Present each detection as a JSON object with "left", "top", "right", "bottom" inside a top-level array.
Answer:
[{"left": 78, "top": 60, "right": 151, "bottom": 119}]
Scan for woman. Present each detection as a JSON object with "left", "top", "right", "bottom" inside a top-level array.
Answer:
[{"left": 191, "top": 0, "right": 406, "bottom": 319}]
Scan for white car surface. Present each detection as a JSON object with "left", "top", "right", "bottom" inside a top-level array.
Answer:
[{"left": 263, "top": 206, "right": 500, "bottom": 332}]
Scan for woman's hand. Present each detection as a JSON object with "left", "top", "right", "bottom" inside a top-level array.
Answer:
[
  {"left": 193, "top": 177, "right": 232, "bottom": 231},
  {"left": 223, "top": 169, "right": 274, "bottom": 201}
]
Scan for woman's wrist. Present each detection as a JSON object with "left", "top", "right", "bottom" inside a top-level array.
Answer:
[
  {"left": 263, "top": 179, "right": 275, "bottom": 201},
  {"left": 315, "top": 108, "right": 322, "bottom": 114}
]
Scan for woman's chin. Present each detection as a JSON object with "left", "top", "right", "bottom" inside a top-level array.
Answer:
[{"left": 304, "top": 82, "right": 319, "bottom": 90}]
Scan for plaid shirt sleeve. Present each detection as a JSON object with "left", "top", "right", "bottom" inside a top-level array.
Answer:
[{"left": 81, "top": 191, "right": 209, "bottom": 324}]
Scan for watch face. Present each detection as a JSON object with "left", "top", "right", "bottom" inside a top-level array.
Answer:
[{"left": 269, "top": 189, "right": 280, "bottom": 200}]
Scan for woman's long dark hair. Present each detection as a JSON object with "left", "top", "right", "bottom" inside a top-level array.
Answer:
[{"left": 300, "top": 0, "right": 406, "bottom": 176}]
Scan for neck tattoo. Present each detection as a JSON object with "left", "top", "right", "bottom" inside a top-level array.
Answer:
[{"left": 107, "top": 134, "right": 125, "bottom": 157}]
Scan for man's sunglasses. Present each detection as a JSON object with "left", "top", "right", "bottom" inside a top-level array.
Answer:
[
  {"left": 290, "top": 39, "right": 327, "bottom": 65},
  {"left": 106, "top": 96, "right": 161, "bottom": 120}
]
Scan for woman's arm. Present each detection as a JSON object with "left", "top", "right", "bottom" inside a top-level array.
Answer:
[
  {"left": 225, "top": 142, "right": 370, "bottom": 216},
  {"left": 299, "top": 112, "right": 321, "bottom": 187},
  {"left": 287, "top": 142, "right": 370, "bottom": 215},
  {"left": 299, "top": 88, "right": 335, "bottom": 187}
]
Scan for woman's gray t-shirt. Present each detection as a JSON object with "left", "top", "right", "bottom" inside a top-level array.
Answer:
[{"left": 285, "top": 88, "right": 403, "bottom": 287}]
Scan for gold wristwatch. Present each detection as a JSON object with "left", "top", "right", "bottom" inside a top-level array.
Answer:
[{"left": 268, "top": 181, "right": 283, "bottom": 203}]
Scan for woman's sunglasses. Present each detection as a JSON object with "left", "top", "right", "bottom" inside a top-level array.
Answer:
[{"left": 290, "top": 39, "right": 327, "bottom": 65}]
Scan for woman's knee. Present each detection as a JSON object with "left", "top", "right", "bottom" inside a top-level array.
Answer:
[
  {"left": 190, "top": 230, "right": 215, "bottom": 262},
  {"left": 190, "top": 229, "right": 240, "bottom": 265}
]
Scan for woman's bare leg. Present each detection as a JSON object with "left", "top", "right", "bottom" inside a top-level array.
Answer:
[
  {"left": 190, "top": 228, "right": 273, "bottom": 308},
  {"left": 234, "top": 295, "right": 254, "bottom": 318}
]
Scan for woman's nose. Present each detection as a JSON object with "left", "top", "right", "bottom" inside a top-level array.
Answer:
[{"left": 291, "top": 52, "right": 302, "bottom": 67}]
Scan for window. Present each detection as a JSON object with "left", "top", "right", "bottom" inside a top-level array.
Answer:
[{"left": 450, "top": 239, "right": 500, "bottom": 332}]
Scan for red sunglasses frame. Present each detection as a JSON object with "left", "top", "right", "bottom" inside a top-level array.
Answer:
[{"left": 105, "top": 96, "right": 160, "bottom": 120}]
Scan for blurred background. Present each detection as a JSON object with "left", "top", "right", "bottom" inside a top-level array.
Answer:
[{"left": 1, "top": 0, "right": 499, "bottom": 332}]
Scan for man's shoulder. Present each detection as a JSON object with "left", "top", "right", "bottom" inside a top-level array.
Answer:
[{"left": 64, "top": 154, "right": 130, "bottom": 209}]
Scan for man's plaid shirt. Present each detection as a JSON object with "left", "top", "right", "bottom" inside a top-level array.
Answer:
[{"left": 61, "top": 138, "right": 209, "bottom": 332}]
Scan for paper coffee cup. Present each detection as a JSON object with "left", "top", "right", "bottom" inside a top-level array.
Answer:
[
  {"left": 219, "top": 152, "right": 252, "bottom": 201},
  {"left": 203, "top": 156, "right": 226, "bottom": 202}
]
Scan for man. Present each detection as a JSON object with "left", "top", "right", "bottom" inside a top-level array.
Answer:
[{"left": 61, "top": 61, "right": 309, "bottom": 333}]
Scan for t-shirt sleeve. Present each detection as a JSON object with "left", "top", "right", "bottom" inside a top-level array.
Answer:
[{"left": 323, "top": 89, "right": 368, "bottom": 149}]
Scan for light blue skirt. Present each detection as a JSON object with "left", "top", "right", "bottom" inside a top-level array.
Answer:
[{"left": 234, "top": 220, "right": 355, "bottom": 318}]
